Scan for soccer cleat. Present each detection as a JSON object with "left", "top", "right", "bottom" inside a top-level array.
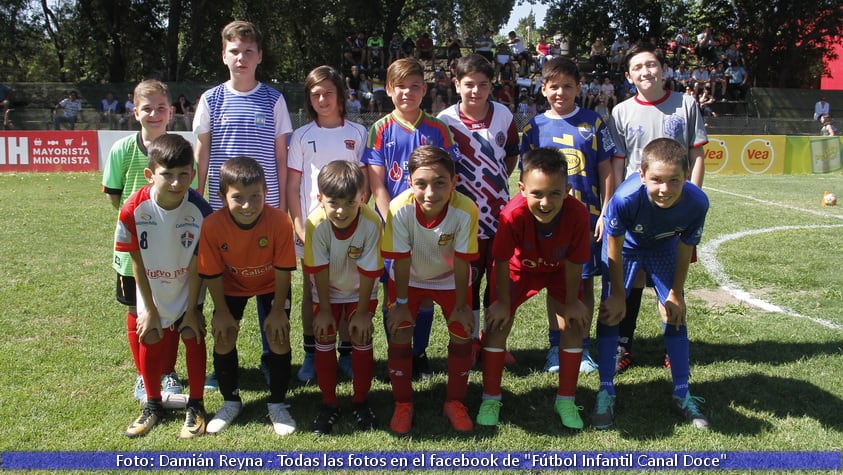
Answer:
[
  {"left": 297, "top": 353, "right": 316, "bottom": 383},
  {"left": 579, "top": 349, "right": 598, "bottom": 373},
  {"left": 133, "top": 375, "right": 146, "bottom": 401},
  {"left": 615, "top": 346, "right": 633, "bottom": 374},
  {"left": 179, "top": 405, "right": 207, "bottom": 439},
  {"left": 412, "top": 353, "right": 433, "bottom": 380},
  {"left": 554, "top": 399, "right": 584, "bottom": 430},
  {"left": 161, "top": 372, "right": 183, "bottom": 394},
  {"left": 268, "top": 402, "right": 297, "bottom": 435},
  {"left": 352, "top": 401, "right": 377, "bottom": 431},
  {"left": 591, "top": 389, "right": 616, "bottom": 429},
  {"left": 126, "top": 402, "right": 163, "bottom": 438},
  {"left": 664, "top": 353, "right": 672, "bottom": 370},
  {"left": 673, "top": 393, "right": 710, "bottom": 429},
  {"left": 206, "top": 400, "right": 243, "bottom": 434},
  {"left": 389, "top": 402, "right": 414, "bottom": 435},
  {"left": 475, "top": 399, "right": 503, "bottom": 426},
  {"left": 338, "top": 354, "right": 354, "bottom": 379},
  {"left": 443, "top": 400, "right": 473, "bottom": 432},
  {"left": 312, "top": 404, "right": 341, "bottom": 435},
  {"left": 544, "top": 346, "right": 560, "bottom": 373},
  {"left": 203, "top": 371, "right": 219, "bottom": 391}
]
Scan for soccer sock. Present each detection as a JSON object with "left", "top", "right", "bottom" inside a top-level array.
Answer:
[
  {"left": 557, "top": 348, "right": 582, "bottom": 397},
  {"left": 161, "top": 327, "right": 180, "bottom": 375},
  {"left": 412, "top": 306, "right": 434, "bottom": 356},
  {"left": 338, "top": 340, "right": 352, "bottom": 358},
  {"left": 351, "top": 342, "right": 375, "bottom": 404},
  {"left": 472, "top": 309, "right": 481, "bottom": 339},
  {"left": 480, "top": 348, "right": 506, "bottom": 399},
  {"left": 126, "top": 311, "right": 141, "bottom": 374},
  {"left": 548, "top": 329, "right": 561, "bottom": 348},
  {"left": 388, "top": 343, "right": 413, "bottom": 403},
  {"left": 182, "top": 334, "right": 207, "bottom": 401},
  {"left": 213, "top": 349, "right": 241, "bottom": 402},
  {"left": 618, "top": 287, "right": 643, "bottom": 352},
  {"left": 596, "top": 322, "right": 619, "bottom": 395},
  {"left": 264, "top": 351, "right": 291, "bottom": 404},
  {"left": 302, "top": 334, "right": 316, "bottom": 355},
  {"left": 315, "top": 340, "right": 338, "bottom": 406},
  {"left": 445, "top": 340, "right": 473, "bottom": 402},
  {"left": 582, "top": 336, "right": 592, "bottom": 354},
  {"left": 664, "top": 323, "right": 690, "bottom": 398},
  {"left": 140, "top": 338, "right": 165, "bottom": 400}
]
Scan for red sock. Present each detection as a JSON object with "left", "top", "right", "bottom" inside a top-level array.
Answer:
[
  {"left": 557, "top": 349, "right": 582, "bottom": 398},
  {"left": 161, "top": 326, "right": 180, "bottom": 375},
  {"left": 126, "top": 311, "right": 141, "bottom": 374},
  {"left": 315, "top": 341, "right": 338, "bottom": 406},
  {"left": 446, "top": 340, "right": 473, "bottom": 401},
  {"left": 481, "top": 348, "right": 506, "bottom": 397},
  {"left": 351, "top": 343, "right": 374, "bottom": 404},
  {"left": 182, "top": 334, "right": 206, "bottom": 400},
  {"left": 388, "top": 343, "right": 413, "bottom": 403},
  {"left": 140, "top": 335, "right": 166, "bottom": 400}
]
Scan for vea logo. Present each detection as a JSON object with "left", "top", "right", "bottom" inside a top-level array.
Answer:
[
  {"left": 740, "top": 139, "right": 775, "bottom": 174},
  {"left": 703, "top": 139, "right": 729, "bottom": 174}
]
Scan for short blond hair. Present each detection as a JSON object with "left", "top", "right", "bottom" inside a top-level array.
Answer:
[
  {"left": 133, "top": 79, "right": 170, "bottom": 107},
  {"left": 221, "top": 20, "right": 263, "bottom": 50},
  {"left": 386, "top": 58, "right": 425, "bottom": 88}
]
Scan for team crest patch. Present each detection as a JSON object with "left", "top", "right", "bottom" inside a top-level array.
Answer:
[
  {"left": 347, "top": 245, "right": 363, "bottom": 260},
  {"left": 388, "top": 161, "right": 403, "bottom": 182},
  {"left": 437, "top": 233, "right": 455, "bottom": 246},
  {"left": 254, "top": 112, "right": 267, "bottom": 127},
  {"left": 577, "top": 123, "right": 594, "bottom": 140},
  {"left": 663, "top": 115, "right": 686, "bottom": 139},
  {"left": 344, "top": 139, "right": 356, "bottom": 150},
  {"left": 258, "top": 237, "right": 269, "bottom": 248},
  {"left": 181, "top": 231, "right": 195, "bottom": 248},
  {"left": 495, "top": 131, "right": 506, "bottom": 147}
]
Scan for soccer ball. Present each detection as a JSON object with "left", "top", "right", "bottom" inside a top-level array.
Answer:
[{"left": 822, "top": 191, "right": 837, "bottom": 206}]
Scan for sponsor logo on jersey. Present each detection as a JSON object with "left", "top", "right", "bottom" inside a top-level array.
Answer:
[
  {"left": 437, "top": 233, "right": 454, "bottom": 246},
  {"left": 258, "top": 237, "right": 269, "bottom": 248}
]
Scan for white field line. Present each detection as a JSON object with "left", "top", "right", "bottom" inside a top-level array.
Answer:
[{"left": 700, "top": 187, "right": 843, "bottom": 330}]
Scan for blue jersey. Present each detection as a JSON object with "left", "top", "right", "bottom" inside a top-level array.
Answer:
[
  {"left": 604, "top": 174, "right": 708, "bottom": 254},
  {"left": 362, "top": 111, "right": 461, "bottom": 200},
  {"left": 521, "top": 108, "right": 616, "bottom": 230}
]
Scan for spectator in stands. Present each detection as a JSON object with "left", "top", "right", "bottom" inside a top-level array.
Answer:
[
  {"left": 475, "top": 29, "right": 495, "bottom": 64},
  {"left": 431, "top": 67, "right": 453, "bottom": 106},
  {"left": 369, "top": 68, "right": 386, "bottom": 113},
  {"left": 723, "top": 43, "right": 742, "bottom": 65},
  {"left": 725, "top": 60, "right": 748, "bottom": 100},
  {"left": 346, "top": 90, "right": 362, "bottom": 119},
  {"left": 415, "top": 32, "right": 435, "bottom": 68},
  {"left": 589, "top": 37, "right": 608, "bottom": 74},
  {"left": 507, "top": 31, "right": 528, "bottom": 62},
  {"left": 698, "top": 85, "right": 717, "bottom": 118},
  {"left": 673, "top": 28, "right": 692, "bottom": 59},
  {"left": 600, "top": 76, "right": 616, "bottom": 110},
  {"left": 53, "top": 90, "right": 82, "bottom": 130},
  {"left": 710, "top": 62, "right": 728, "bottom": 100},
  {"left": 120, "top": 91, "right": 138, "bottom": 129},
  {"left": 172, "top": 94, "right": 193, "bottom": 131},
  {"left": 367, "top": 31, "right": 385, "bottom": 69},
  {"left": 446, "top": 33, "right": 464, "bottom": 63},
  {"left": 389, "top": 34, "right": 403, "bottom": 65},
  {"left": 496, "top": 82, "right": 516, "bottom": 112},
  {"left": 696, "top": 27, "right": 716, "bottom": 64},
  {"left": 344, "top": 32, "right": 367, "bottom": 68},
  {"left": 663, "top": 61, "right": 676, "bottom": 92},
  {"left": 98, "top": 91, "right": 122, "bottom": 129},
  {"left": 0, "top": 83, "right": 9, "bottom": 116},
  {"left": 691, "top": 63, "right": 710, "bottom": 95},
  {"left": 814, "top": 96, "right": 831, "bottom": 121},
  {"left": 674, "top": 63, "right": 691, "bottom": 92},
  {"left": 400, "top": 36, "right": 415, "bottom": 59},
  {"left": 536, "top": 34, "right": 552, "bottom": 71},
  {"left": 499, "top": 61, "right": 516, "bottom": 87},
  {"left": 610, "top": 35, "right": 629, "bottom": 72},
  {"left": 820, "top": 114, "right": 838, "bottom": 136},
  {"left": 495, "top": 41, "right": 512, "bottom": 73}
]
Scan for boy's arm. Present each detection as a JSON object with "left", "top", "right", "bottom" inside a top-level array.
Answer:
[
  {"left": 178, "top": 255, "right": 205, "bottom": 343},
  {"left": 129, "top": 250, "right": 163, "bottom": 343},
  {"left": 108, "top": 194, "right": 121, "bottom": 210},
  {"left": 386, "top": 257, "right": 413, "bottom": 337},
  {"left": 367, "top": 165, "right": 390, "bottom": 220},
  {"left": 598, "top": 233, "right": 626, "bottom": 326},
  {"left": 195, "top": 131, "right": 210, "bottom": 196},
  {"left": 663, "top": 241, "right": 693, "bottom": 329},
  {"left": 689, "top": 146, "right": 705, "bottom": 188},
  {"left": 311, "top": 269, "right": 336, "bottom": 340},
  {"left": 263, "top": 268, "right": 292, "bottom": 344},
  {"left": 275, "top": 134, "right": 289, "bottom": 212},
  {"left": 612, "top": 156, "right": 626, "bottom": 191},
  {"left": 595, "top": 158, "right": 614, "bottom": 241},
  {"left": 286, "top": 171, "right": 305, "bottom": 243}
]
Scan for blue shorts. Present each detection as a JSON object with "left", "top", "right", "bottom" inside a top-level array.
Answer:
[{"left": 601, "top": 247, "right": 676, "bottom": 304}]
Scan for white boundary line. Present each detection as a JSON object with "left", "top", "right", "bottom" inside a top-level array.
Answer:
[{"left": 700, "top": 187, "right": 843, "bottom": 330}]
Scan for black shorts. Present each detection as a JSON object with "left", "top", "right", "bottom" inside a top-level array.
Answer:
[{"left": 116, "top": 274, "right": 137, "bottom": 307}]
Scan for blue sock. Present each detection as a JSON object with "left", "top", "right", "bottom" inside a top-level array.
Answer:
[
  {"left": 412, "top": 306, "right": 434, "bottom": 357},
  {"left": 596, "top": 323, "right": 619, "bottom": 395},
  {"left": 548, "top": 329, "right": 561, "bottom": 348},
  {"left": 664, "top": 323, "right": 690, "bottom": 398},
  {"left": 582, "top": 336, "right": 592, "bottom": 353}
]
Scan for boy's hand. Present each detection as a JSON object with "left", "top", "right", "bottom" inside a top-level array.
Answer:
[
  {"left": 598, "top": 293, "right": 626, "bottom": 326},
  {"left": 349, "top": 309, "right": 375, "bottom": 343},
  {"left": 211, "top": 308, "right": 239, "bottom": 346},
  {"left": 263, "top": 308, "right": 290, "bottom": 345},
  {"left": 178, "top": 307, "right": 205, "bottom": 344},
  {"left": 484, "top": 300, "right": 511, "bottom": 332},
  {"left": 312, "top": 306, "right": 336, "bottom": 341},
  {"left": 662, "top": 289, "right": 686, "bottom": 329},
  {"left": 386, "top": 302, "right": 413, "bottom": 337},
  {"left": 450, "top": 304, "right": 474, "bottom": 337},
  {"left": 136, "top": 307, "right": 164, "bottom": 344},
  {"left": 594, "top": 218, "right": 606, "bottom": 243},
  {"left": 558, "top": 300, "right": 589, "bottom": 334}
]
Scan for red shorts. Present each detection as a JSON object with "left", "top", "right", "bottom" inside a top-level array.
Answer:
[
  {"left": 492, "top": 270, "right": 583, "bottom": 315},
  {"left": 312, "top": 300, "right": 379, "bottom": 338},
  {"left": 387, "top": 281, "right": 472, "bottom": 339}
]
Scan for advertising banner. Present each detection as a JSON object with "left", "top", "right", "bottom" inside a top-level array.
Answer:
[
  {"left": 0, "top": 131, "right": 98, "bottom": 172},
  {"left": 704, "top": 135, "right": 786, "bottom": 175}
]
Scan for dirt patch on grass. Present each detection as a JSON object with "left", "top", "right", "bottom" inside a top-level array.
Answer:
[{"left": 689, "top": 287, "right": 742, "bottom": 309}]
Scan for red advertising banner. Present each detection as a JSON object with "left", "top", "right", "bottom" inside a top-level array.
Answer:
[{"left": 0, "top": 131, "right": 99, "bottom": 172}]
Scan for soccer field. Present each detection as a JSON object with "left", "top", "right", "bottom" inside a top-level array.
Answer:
[{"left": 0, "top": 172, "right": 841, "bottom": 473}]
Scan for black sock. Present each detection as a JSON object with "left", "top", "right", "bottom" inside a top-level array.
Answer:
[
  {"left": 263, "top": 351, "right": 291, "bottom": 404},
  {"left": 618, "top": 287, "right": 643, "bottom": 353},
  {"left": 213, "top": 349, "right": 241, "bottom": 402}
]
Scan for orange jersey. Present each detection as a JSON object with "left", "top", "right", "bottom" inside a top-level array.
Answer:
[{"left": 198, "top": 205, "right": 296, "bottom": 296}]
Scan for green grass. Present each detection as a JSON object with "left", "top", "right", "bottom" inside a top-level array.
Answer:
[{"left": 0, "top": 172, "right": 842, "bottom": 474}]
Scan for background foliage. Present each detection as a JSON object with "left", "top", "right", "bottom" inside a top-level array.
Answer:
[{"left": 0, "top": 0, "right": 840, "bottom": 87}]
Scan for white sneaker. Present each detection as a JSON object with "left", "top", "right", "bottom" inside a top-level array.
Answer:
[
  {"left": 268, "top": 402, "right": 296, "bottom": 436},
  {"left": 161, "top": 372, "right": 184, "bottom": 394},
  {"left": 207, "top": 401, "right": 243, "bottom": 434},
  {"left": 141, "top": 393, "right": 188, "bottom": 410}
]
